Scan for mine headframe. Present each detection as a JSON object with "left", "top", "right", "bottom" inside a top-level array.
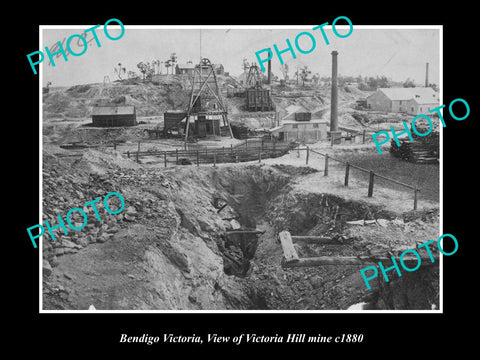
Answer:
[
  {"left": 245, "top": 63, "right": 262, "bottom": 88},
  {"left": 184, "top": 58, "right": 233, "bottom": 149}
]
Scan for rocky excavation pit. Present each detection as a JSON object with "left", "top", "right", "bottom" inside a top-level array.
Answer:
[
  {"left": 42, "top": 151, "right": 439, "bottom": 311},
  {"left": 210, "top": 168, "right": 439, "bottom": 310}
]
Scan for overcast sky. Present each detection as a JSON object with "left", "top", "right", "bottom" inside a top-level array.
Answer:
[{"left": 40, "top": 25, "right": 440, "bottom": 87}]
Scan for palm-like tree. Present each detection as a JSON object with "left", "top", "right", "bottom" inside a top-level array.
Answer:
[
  {"left": 300, "top": 66, "right": 311, "bottom": 87},
  {"left": 170, "top": 53, "right": 177, "bottom": 74},
  {"left": 165, "top": 60, "right": 171, "bottom": 75}
]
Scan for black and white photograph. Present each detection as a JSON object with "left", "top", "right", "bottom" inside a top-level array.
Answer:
[
  {"left": 39, "top": 25, "right": 442, "bottom": 312},
  {"left": 14, "top": 5, "right": 476, "bottom": 353}
]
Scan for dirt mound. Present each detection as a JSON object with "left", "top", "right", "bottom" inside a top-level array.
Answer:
[
  {"left": 42, "top": 149, "right": 439, "bottom": 310},
  {"left": 271, "top": 164, "right": 318, "bottom": 176},
  {"left": 74, "top": 148, "right": 141, "bottom": 174},
  {"left": 42, "top": 157, "right": 254, "bottom": 310},
  {"left": 59, "top": 126, "right": 141, "bottom": 145},
  {"left": 43, "top": 77, "right": 192, "bottom": 120},
  {"left": 273, "top": 91, "right": 327, "bottom": 120}
]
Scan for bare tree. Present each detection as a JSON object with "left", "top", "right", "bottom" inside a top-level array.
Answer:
[
  {"left": 294, "top": 66, "right": 300, "bottom": 85},
  {"left": 137, "top": 61, "right": 151, "bottom": 81},
  {"left": 299, "top": 66, "right": 311, "bottom": 87},
  {"left": 242, "top": 58, "right": 250, "bottom": 72},
  {"left": 151, "top": 60, "right": 158, "bottom": 75},
  {"left": 281, "top": 63, "right": 289, "bottom": 80},
  {"left": 367, "top": 75, "right": 389, "bottom": 89},
  {"left": 403, "top": 78, "right": 416, "bottom": 88},
  {"left": 145, "top": 62, "right": 155, "bottom": 81},
  {"left": 43, "top": 81, "right": 52, "bottom": 94},
  {"left": 170, "top": 53, "right": 177, "bottom": 74},
  {"left": 165, "top": 59, "right": 172, "bottom": 75},
  {"left": 114, "top": 63, "right": 126, "bottom": 80}
]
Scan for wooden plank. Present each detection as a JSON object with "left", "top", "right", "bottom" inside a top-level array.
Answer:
[
  {"left": 349, "top": 163, "right": 370, "bottom": 173},
  {"left": 310, "top": 149, "right": 326, "bottom": 156},
  {"left": 368, "top": 171, "right": 375, "bottom": 197},
  {"left": 344, "top": 162, "right": 350, "bottom": 186},
  {"left": 374, "top": 173, "right": 416, "bottom": 190},
  {"left": 222, "top": 252, "right": 242, "bottom": 267},
  {"left": 291, "top": 236, "right": 340, "bottom": 244},
  {"left": 216, "top": 203, "right": 228, "bottom": 214},
  {"left": 345, "top": 219, "right": 376, "bottom": 226},
  {"left": 279, "top": 231, "right": 299, "bottom": 263},
  {"left": 324, "top": 154, "right": 329, "bottom": 176},
  {"left": 136, "top": 141, "right": 140, "bottom": 163},
  {"left": 282, "top": 254, "right": 439, "bottom": 268},
  {"left": 226, "top": 229, "right": 266, "bottom": 235},
  {"left": 414, "top": 187, "right": 419, "bottom": 210}
]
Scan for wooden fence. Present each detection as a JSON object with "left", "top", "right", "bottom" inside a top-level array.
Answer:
[
  {"left": 81, "top": 135, "right": 419, "bottom": 210},
  {"left": 297, "top": 146, "right": 420, "bottom": 210},
  {"left": 334, "top": 129, "right": 368, "bottom": 145},
  {"left": 123, "top": 139, "right": 295, "bottom": 167}
]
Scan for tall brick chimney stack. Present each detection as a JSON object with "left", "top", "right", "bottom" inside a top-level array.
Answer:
[
  {"left": 330, "top": 51, "right": 339, "bottom": 132},
  {"left": 425, "top": 62, "right": 429, "bottom": 87},
  {"left": 267, "top": 54, "right": 271, "bottom": 85}
]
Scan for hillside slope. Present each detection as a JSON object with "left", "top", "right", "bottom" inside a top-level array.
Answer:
[
  {"left": 43, "top": 77, "right": 191, "bottom": 120},
  {"left": 43, "top": 77, "right": 372, "bottom": 127},
  {"left": 42, "top": 147, "right": 439, "bottom": 310}
]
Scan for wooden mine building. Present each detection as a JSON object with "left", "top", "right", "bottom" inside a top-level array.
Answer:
[
  {"left": 182, "top": 58, "right": 233, "bottom": 148},
  {"left": 270, "top": 112, "right": 328, "bottom": 143},
  {"left": 366, "top": 87, "right": 439, "bottom": 115},
  {"left": 91, "top": 105, "right": 137, "bottom": 127}
]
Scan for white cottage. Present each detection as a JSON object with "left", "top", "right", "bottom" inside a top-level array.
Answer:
[
  {"left": 270, "top": 119, "right": 328, "bottom": 143},
  {"left": 366, "top": 87, "right": 439, "bottom": 115}
]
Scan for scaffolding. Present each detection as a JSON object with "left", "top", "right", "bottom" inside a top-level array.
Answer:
[
  {"left": 184, "top": 58, "right": 233, "bottom": 149},
  {"left": 245, "top": 64, "right": 262, "bottom": 88},
  {"left": 244, "top": 64, "right": 273, "bottom": 111}
]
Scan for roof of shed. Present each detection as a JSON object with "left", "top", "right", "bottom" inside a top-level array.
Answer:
[
  {"left": 409, "top": 95, "right": 440, "bottom": 105},
  {"left": 91, "top": 106, "right": 135, "bottom": 116},
  {"left": 270, "top": 120, "right": 328, "bottom": 133},
  {"left": 282, "top": 120, "right": 328, "bottom": 124},
  {"left": 376, "top": 87, "right": 439, "bottom": 103},
  {"left": 176, "top": 63, "right": 195, "bottom": 70}
]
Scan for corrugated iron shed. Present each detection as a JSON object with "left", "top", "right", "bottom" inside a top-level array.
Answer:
[
  {"left": 376, "top": 87, "right": 438, "bottom": 102},
  {"left": 91, "top": 106, "right": 136, "bottom": 116},
  {"left": 91, "top": 105, "right": 136, "bottom": 127}
]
